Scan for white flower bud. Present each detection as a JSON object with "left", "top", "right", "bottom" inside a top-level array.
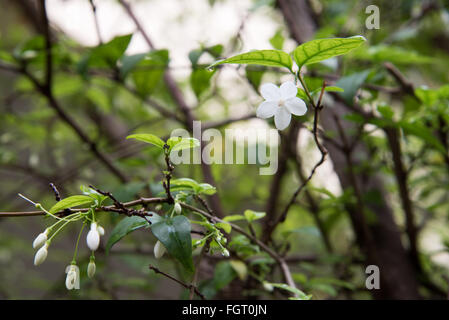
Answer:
[
  {"left": 34, "top": 243, "right": 48, "bottom": 266},
  {"left": 32, "top": 229, "right": 49, "bottom": 249},
  {"left": 154, "top": 240, "right": 166, "bottom": 259},
  {"left": 222, "top": 249, "right": 230, "bottom": 257},
  {"left": 87, "top": 261, "right": 96, "bottom": 278},
  {"left": 97, "top": 225, "right": 105, "bottom": 236},
  {"left": 263, "top": 282, "right": 274, "bottom": 292},
  {"left": 65, "top": 264, "right": 80, "bottom": 290},
  {"left": 86, "top": 223, "right": 100, "bottom": 251},
  {"left": 174, "top": 202, "right": 182, "bottom": 214}
]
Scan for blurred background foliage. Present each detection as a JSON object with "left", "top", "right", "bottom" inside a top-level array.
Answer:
[{"left": 0, "top": 0, "right": 449, "bottom": 299}]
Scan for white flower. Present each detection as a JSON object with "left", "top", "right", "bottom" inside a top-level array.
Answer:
[
  {"left": 257, "top": 81, "right": 307, "bottom": 130},
  {"left": 154, "top": 240, "right": 166, "bottom": 259},
  {"left": 87, "top": 261, "right": 96, "bottom": 278},
  {"left": 34, "top": 243, "right": 49, "bottom": 266},
  {"left": 65, "top": 264, "right": 80, "bottom": 290},
  {"left": 97, "top": 225, "right": 105, "bottom": 236},
  {"left": 33, "top": 229, "right": 49, "bottom": 249},
  {"left": 86, "top": 222, "right": 100, "bottom": 251},
  {"left": 174, "top": 202, "right": 182, "bottom": 215}
]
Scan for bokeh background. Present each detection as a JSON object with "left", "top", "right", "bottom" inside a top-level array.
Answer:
[{"left": 0, "top": 0, "right": 449, "bottom": 299}]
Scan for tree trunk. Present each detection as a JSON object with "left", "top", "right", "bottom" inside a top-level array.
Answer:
[{"left": 277, "top": 0, "right": 420, "bottom": 299}]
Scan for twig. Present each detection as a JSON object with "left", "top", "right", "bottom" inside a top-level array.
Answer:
[
  {"left": 149, "top": 265, "right": 205, "bottom": 300},
  {"left": 267, "top": 80, "right": 328, "bottom": 237},
  {"left": 118, "top": 0, "right": 224, "bottom": 218},
  {"left": 49, "top": 183, "right": 61, "bottom": 202},
  {"left": 88, "top": 0, "right": 103, "bottom": 44},
  {"left": 384, "top": 127, "right": 421, "bottom": 271},
  {"left": 162, "top": 146, "right": 175, "bottom": 203},
  {"left": 189, "top": 239, "right": 210, "bottom": 300}
]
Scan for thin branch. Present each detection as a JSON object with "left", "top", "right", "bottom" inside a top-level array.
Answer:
[
  {"left": 88, "top": 0, "right": 103, "bottom": 44},
  {"left": 149, "top": 265, "right": 205, "bottom": 300},
  {"left": 266, "top": 80, "right": 328, "bottom": 238},
  {"left": 384, "top": 127, "right": 421, "bottom": 271},
  {"left": 189, "top": 239, "right": 210, "bottom": 300},
  {"left": 118, "top": 0, "right": 224, "bottom": 218}
]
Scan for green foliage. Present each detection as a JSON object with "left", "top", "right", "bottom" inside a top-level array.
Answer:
[
  {"left": 78, "top": 34, "right": 132, "bottom": 76},
  {"left": 105, "top": 216, "right": 151, "bottom": 254},
  {"left": 151, "top": 215, "right": 194, "bottom": 273},
  {"left": 170, "top": 178, "right": 217, "bottom": 195},
  {"left": 209, "top": 50, "right": 293, "bottom": 70},
  {"left": 269, "top": 283, "right": 312, "bottom": 300},
  {"left": 293, "top": 36, "right": 366, "bottom": 69},
  {"left": 126, "top": 134, "right": 166, "bottom": 149},
  {"left": 131, "top": 50, "right": 169, "bottom": 97},
  {"left": 49, "top": 195, "right": 95, "bottom": 214}
]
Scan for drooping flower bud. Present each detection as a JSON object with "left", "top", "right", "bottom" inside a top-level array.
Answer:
[
  {"left": 65, "top": 264, "right": 80, "bottom": 290},
  {"left": 34, "top": 243, "right": 49, "bottom": 266},
  {"left": 263, "top": 282, "right": 274, "bottom": 292},
  {"left": 222, "top": 248, "right": 230, "bottom": 257},
  {"left": 87, "top": 260, "right": 96, "bottom": 278},
  {"left": 33, "top": 229, "right": 49, "bottom": 249},
  {"left": 174, "top": 202, "right": 182, "bottom": 215},
  {"left": 97, "top": 225, "right": 105, "bottom": 236},
  {"left": 86, "top": 222, "right": 100, "bottom": 251},
  {"left": 154, "top": 240, "right": 166, "bottom": 259}
]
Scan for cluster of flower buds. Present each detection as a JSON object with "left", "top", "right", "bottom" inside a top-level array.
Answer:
[
  {"left": 86, "top": 222, "right": 104, "bottom": 251},
  {"left": 33, "top": 228, "right": 50, "bottom": 266}
]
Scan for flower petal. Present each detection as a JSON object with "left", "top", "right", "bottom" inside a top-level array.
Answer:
[
  {"left": 274, "top": 107, "right": 292, "bottom": 130},
  {"left": 280, "top": 81, "right": 298, "bottom": 99},
  {"left": 260, "top": 83, "right": 281, "bottom": 101},
  {"left": 285, "top": 97, "right": 307, "bottom": 116},
  {"left": 256, "top": 101, "right": 277, "bottom": 119}
]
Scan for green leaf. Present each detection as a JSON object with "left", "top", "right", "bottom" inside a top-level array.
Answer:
[
  {"left": 168, "top": 137, "right": 200, "bottom": 152},
  {"left": 215, "top": 222, "right": 232, "bottom": 234},
  {"left": 335, "top": 70, "right": 370, "bottom": 105},
  {"left": 352, "top": 45, "right": 433, "bottom": 65},
  {"left": 170, "top": 178, "right": 200, "bottom": 190},
  {"left": 269, "top": 30, "right": 284, "bottom": 50},
  {"left": 126, "top": 134, "right": 165, "bottom": 149},
  {"left": 213, "top": 261, "right": 237, "bottom": 290},
  {"left": 269, "top": 283, "right": 312, "bottom": 300},
  {"left": 131, "top": 50, "right": 169, "bottom": 97},
  {"left": 49, "top": 195, "right": 94, "bottom": 214},
  {"left": 229, "top": 260, "right": 247, "bottom": 280},
  {"left": 190, "top": 68, "right": 215, "bottom": 99},
  {"left": 223, "top": 214, "right": 245, "bottom": 222},
  {"left": 377, "top": 105, "right": 394, "bottom": 119},
  {"left": 293, "top": 36, "right": 366, "bottom": 69},
  {"left": 245, "top": 65, "right": 265, "bottom": 91},
  {"left": 398, "top": 121, "right": 446, "bottom": 153},
  {"left": 120, "top": 53, "right": 147, "bottom": 78},
  {"left": 244, "top": 210, "right": 266, "bottom": 223},
  {"left": 170, "top": 178, "right": 216, "bottom": 195},
  {"left": 209, "top": 50, "right": 293, "bottom": 70},
  {"left": 77, "top": 34, "right": 133, "bottom": 76},
  {"left": 105, "top": 215, "right": 153, "bottom": 254},
  {"left": 198, "top": 183, "right": 217, "bottom": 195},
  {"left": 151, "top": 215, "right": 194, "bottom": 273}
]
